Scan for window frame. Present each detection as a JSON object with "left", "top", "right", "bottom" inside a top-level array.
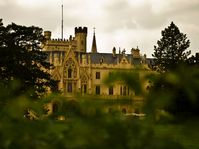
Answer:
[
  {"left": 68, "top": 68, "right": 72, "bottom": 78},
  {"left": 96, "top": 72, "right": 100, "bottom": 79},
  {"left": 95, "top": 85, "right": 100, "bottom": 95},
  {"left": 109, "top": 86, "right": 114, "bottom": 95},
  {"left": 67, "top": 82, "right": 72, "bottom": 93}
]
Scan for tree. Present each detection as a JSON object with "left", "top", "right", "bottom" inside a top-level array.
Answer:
[
  {"left": 152, "top": 22, "right": 190, "bottom": 72},
  {"left": 186, "top": 53, "right": 199, "bottom": 66},
  {"left": 0, "top": 20, "right": 58, "bottom": 98}
]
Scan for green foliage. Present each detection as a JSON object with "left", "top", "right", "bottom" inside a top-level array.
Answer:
[
  {"left": 187, "top": 53, "right": 199, "bottom": 66},
  {"left": 104, "top": 70, "right": 143, "bottom": 96},
  {"left": 104, "top": 65, "right": 199, "bottom": 148},
  {"left": 152, "top": 22, "right": 190, "bottom": 72},
  {"left": 0, "top": 19, "right": 58, "bottom": 98},
  {"left": 0, "top": 81, "right": 186, "bottom": 149},
  {"left": 145, "top": 65, "right": 199, "bottom": 122}
]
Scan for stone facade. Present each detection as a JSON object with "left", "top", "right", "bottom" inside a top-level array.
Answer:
[{"left": 42, "top": 27, "right": 153, "bottom": 114}]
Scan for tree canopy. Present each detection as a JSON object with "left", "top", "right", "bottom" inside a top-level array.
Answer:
[
  {"left": 0, "top": 20, "right": 58, "bottom": 98},
  {"left": 152, "top": 22, "right": 190, "bottom": 72}
]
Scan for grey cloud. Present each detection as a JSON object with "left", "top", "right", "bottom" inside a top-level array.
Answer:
[
  {"left": 1, "top": 2, "right": 81, "bottom": 32},
  {"left": 103, "top": 1, "right": 168, "bottom": 32},
  {"left": 102, "top": 0, "right": 137, "bottom": 31},
  {"left": 1, "top": 4, "right": 54, "bottom": 27},
  {"left": 102, "top": 0, "right": 199, "bottom": 31},
  {"left": 0, "top": 0, "right": 199, "bottom": 56}
]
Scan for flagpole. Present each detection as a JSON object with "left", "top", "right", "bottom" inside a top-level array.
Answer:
[{"left": 61, "top": 0, "right": 63, "bottom": 40}]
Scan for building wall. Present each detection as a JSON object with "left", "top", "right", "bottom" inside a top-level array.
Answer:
[{"left": 42, "top": 27, "right": 152, "bottom": 114}]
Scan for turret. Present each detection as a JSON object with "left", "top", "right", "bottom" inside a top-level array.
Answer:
[
  {"left": 82, "top": 54, "right": 87, "bottom": 65},
  {"left": 44, "top": 31, "right": 51, "bottom": 40},
  {"left": 131, "top": 46, "right": 140, "bottom": 58},
  {"left": 112, "top": 47, "right": 116, "bottom": 57},
  {"left": 75, "top": 27, "right": 87, "bottom": 53}
]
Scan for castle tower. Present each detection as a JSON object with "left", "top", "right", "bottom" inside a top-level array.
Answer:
[
  {"left": 44, "top": 31, "right": 51, "bottom": 40},
  {"left": 75, "top": 27, "right": 87, "bottom": 53},
  {"left": 91, "top": 28, "right": 97, "bottom": 53}
]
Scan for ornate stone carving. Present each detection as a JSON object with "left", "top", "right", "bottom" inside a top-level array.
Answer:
[
  {"left": 80, "top": 68, "right": 89, "bottom": 84},
  {"left": 63, "top": 58, "right": 77, "bottom": 80}
]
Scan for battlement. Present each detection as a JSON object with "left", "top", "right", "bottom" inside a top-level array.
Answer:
[
  {"left": 75, "top": 27, "right": 87, "bottom": 34},
  {"left": 45, "top": 35, "right": 76, "bottom": 43},
  {"left": 44, "top": 31, "right": 51, "bottom": 40}
]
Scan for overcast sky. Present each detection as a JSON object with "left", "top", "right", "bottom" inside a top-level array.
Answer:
[{"left": 1, "top": 0, "right": 199, "bottom": 57}]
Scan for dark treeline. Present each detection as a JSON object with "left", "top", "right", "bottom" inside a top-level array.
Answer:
[{"left": 0, "top": 19, "right": 58, "bottom": 98}]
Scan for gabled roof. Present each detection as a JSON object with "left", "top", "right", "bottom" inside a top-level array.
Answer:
[
  {"left": 90, "top": 53, "right": 117, "bottom": 64},
  {"left": 89, "top": 53, "right": 143, "bottom": 65}
]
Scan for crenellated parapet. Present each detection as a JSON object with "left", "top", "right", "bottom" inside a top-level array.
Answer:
[
  {"left": 43, "top": 32, "right": 77, "bottom": 52},
  {"left": 74, "top": 26, "right": 87, "bottom": 53},
  {"left": 46, "top": 38, "right": 76, "bottom": 45},
  {"left": 75, "top": 27, "right": 88, "bottom": 34},
  {"left": 44, "top": 26, "right": 87, "bottom": 53}
]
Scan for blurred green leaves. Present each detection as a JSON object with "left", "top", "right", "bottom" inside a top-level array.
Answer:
[
  {"left": 2, "top": 64, "right": 199, "bottom": 148},
  {"left": 104, "top": 70, "right": 143, "bottom": 96},
  {"left": 0, "top": 79, "right": 186, "bottom": 149},
  {"left": 145, "top": 65, "right": 199, "bottom": 122}
]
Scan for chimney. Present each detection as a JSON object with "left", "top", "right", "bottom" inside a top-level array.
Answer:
[{"left": 112, "top": 47, "right": 116, "bottom": 57}]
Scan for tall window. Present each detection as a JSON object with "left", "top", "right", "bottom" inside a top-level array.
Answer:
[
  {"left": 83, "top": 85, "right": 87, "bottom": 93},
  {"left": 109, "top": 86, "right": 113, "bottom": 95},
  {"left": 128, "top": 87, "right": 130, "bottom": 95},
  {"left": 96, "top": 72, "right": 100, "bottom": 79},
  {"left": 96, "top": 85, "right": 100, "bottom": 95},
  {"left": 120, "top": 86, "right": 123, "bottom": 95},
  {"left": 82, "top": 84, "right": 87, "bottom": 94},
  {"left": 68, "top": 82, "right": 72, "bottom": 93},
  {"left": 68, "top": 68, "right": 72, "bottom": 78},
  {"left": 120, "top": 86, "right": 128, "bottom": 96},
  {"left": 123, "top": 86, "right": 127, "bottom": 95},
  {"left": 64, "top": 58, "right": 77, "bottom": 79}
]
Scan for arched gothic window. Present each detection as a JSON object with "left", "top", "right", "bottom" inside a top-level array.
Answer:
[
  {"left": 81, "top": 74, "right": 88, "bottom": 94},
  {"left": 68, "top": 68, "right": 72, "bottom": 78},
  {"left": 64, "top": 58, "right": 77, "bottom": 79}
]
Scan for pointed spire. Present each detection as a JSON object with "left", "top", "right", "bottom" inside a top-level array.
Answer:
[{"left": 91, "top": 27, "right": 97, "bottom": 53}]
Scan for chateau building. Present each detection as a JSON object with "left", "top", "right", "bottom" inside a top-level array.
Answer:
[{"left": 42, "top": 27, "right": 153, "bottom": 114}]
